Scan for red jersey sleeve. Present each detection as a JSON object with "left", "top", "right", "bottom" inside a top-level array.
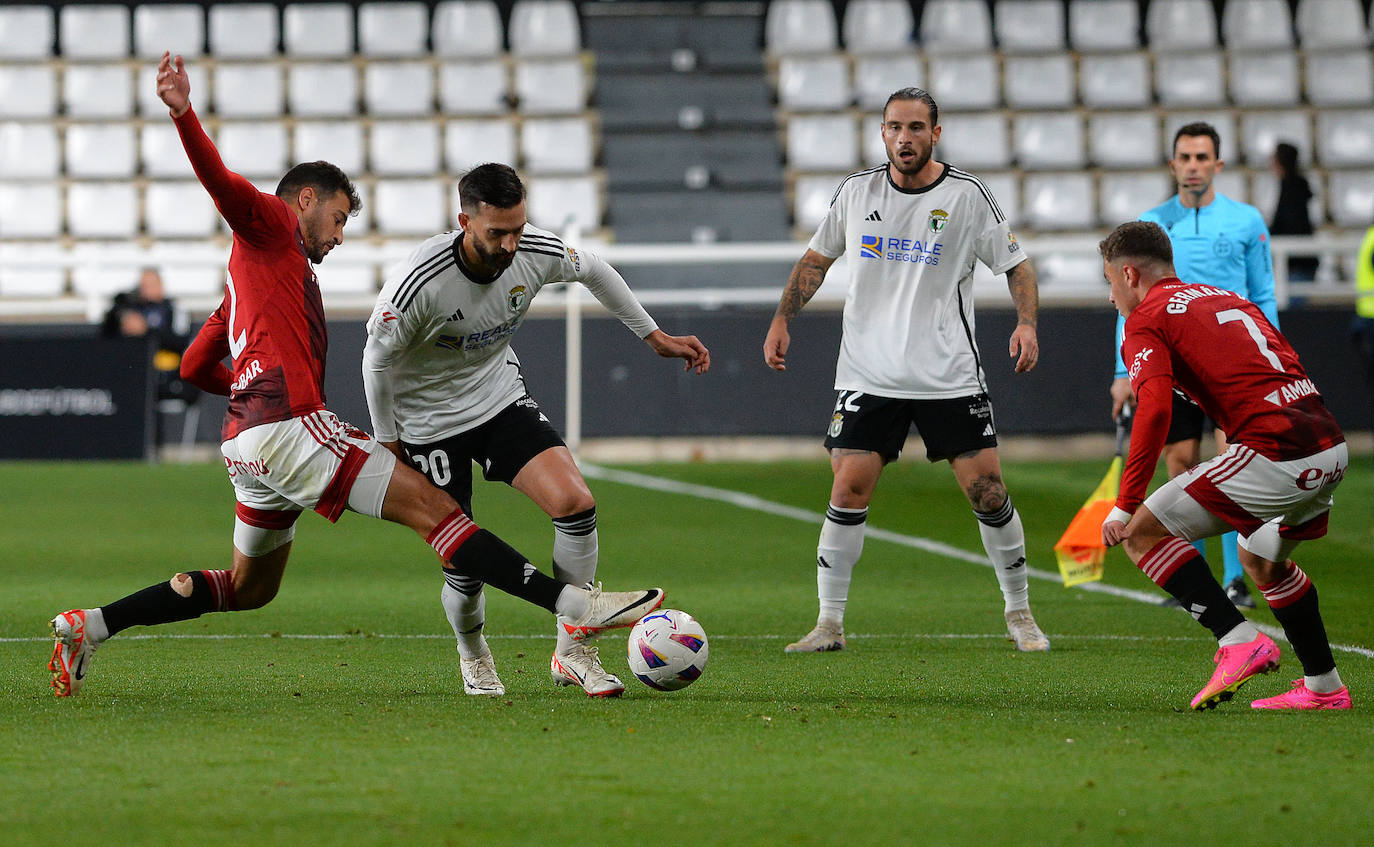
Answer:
[
  {"left": 1117, "top": 314, "right": 1174, "bottom": 512},
  {"left": 180, "top": 303, "right": 233, "bottom": 396}
]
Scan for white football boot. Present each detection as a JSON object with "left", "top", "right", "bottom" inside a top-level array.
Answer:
[
  {"left": 784, "top": 620, "right": 846, "bottom": 653},
  {"left": 1005, "top": 608, "right": 1050, "bottom": 652},
  {"left": 560, "top": 584, "right": 664, "bottom": 642},
  {"left": 550, "top": 642, "right": 625, "bottom": 698},
  {"left": 49, "top": 610, "right": 99, "bottom": 697},
  {"left": 459, "top": 649, "right": 505, "bottom": 696}
]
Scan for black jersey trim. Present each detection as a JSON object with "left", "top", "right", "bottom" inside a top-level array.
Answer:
[
  {"left": 884, "top": 162, "right": 949, "bottom": 195},
  {"left": 955, "top": 283, "right": 988, "bottom": 394},
  {"left": 520, "top": 233, "right": 565, "bottom": 251},
  {"left": 452, "top": 232, "right": 506, "bottom": 286},
  {"left": 394, "top": 246, "right": 456, "bottom": 314},
  {"left": 518, "top": 247, "right": 565, "bottom": 259},
  {"left": 947, "top": 167, "right": 1005, "bottom": 224},
  {"left": 828, "top": 164, "right": 888, "bottom": 206}
]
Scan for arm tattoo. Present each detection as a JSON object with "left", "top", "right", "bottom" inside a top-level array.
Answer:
[
  {"left": 1006, "top": 260, "right": 1039, "bottom": 328},
  {"left": 775, "top": 259, "right": 828, "bottom": 322}
]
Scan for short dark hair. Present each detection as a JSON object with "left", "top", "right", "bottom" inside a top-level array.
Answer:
[
  {"left": 276, "top": 161, "right": 361, "bottom": 215},
  {"left": 883, "top": 87, "right": 939, "bottom": 127},
  {"left": 458, "top": 163, "right": 526, "bottom": 214},
  {"left": 1172, "top": 122, "right": 1221, "bottom": 159},
  {"left": 1099, "top": 221, "right": 1174, "bottom": 266}
]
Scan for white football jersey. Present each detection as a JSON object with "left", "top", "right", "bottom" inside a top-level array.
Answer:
[
  {"left": 809, "top": 163, "right": 1028, "bottom": 399},
  {"left": 364, "top": 224, "right": 655, "bottom": 443}
]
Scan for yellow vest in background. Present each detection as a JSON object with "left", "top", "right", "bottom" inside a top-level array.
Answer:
[{"left": 1358, "top": 226, "right": 1374, "bottom": 318}]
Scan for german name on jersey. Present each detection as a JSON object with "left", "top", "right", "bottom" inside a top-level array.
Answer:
[
  {"left": 1119, "top": 280, "right": 1344, "bottom": 510},
  {"left": 364, "top": 225, "right": 656, "bottom": 443},
  {"left": 809, "top": 164, "right": 1028, "bottom": 399},
  {"left": 174, "top": 108, "right": 328, "bottom": 440}
]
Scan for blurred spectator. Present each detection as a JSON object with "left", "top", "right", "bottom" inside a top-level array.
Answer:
[
  {"left": 1269, "top": 142, "right": 1319, "bottom": 282},
  {"left": 1353, "top": 224, "right": 1374, "bottom": 437},
  {"left": 101, "top": 268, "right": 198, "bottom": 442}
]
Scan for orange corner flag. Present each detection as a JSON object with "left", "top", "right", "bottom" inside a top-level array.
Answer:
[{"left": 1054, "top": 455, "right": 1122, "bottom": 587}]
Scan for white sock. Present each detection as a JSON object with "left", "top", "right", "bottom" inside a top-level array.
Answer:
[
  {"left": 817, "top": 503, "right": 866, "bottom": 626},
  {"left": 555, "top": 584, "right": 589, "bottom": 620},
  {"left": 975, "top": 499, "right": 1030, "bottom": 613},
  {"left": 1218, "top": 621, "right": 1261, "bottom": 647},
  {"left": 1306, "top": 669, "right": 1344, "bottom": 694},
  {"left": 552, "top": 508, "right": 598, "bottom": 653},
  {"left": 86, "top": 607, "right": 110, "bottom": 643},
  {"left": 441, "top": 580, "right": 489, "bottom": 660}
]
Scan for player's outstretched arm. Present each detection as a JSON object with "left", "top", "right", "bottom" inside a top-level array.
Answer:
[
  {"left": 1006, "top": 259, "right": 1039, "bottom": 373},
  {"left": 765, "top": 249, "right": 835, "bottom": 371},
  {"left": 644, "top": 329, "right": 710, "bottom": 374},
  {"left": 155, "top": 51, "right": 190, "bottom": 117}
]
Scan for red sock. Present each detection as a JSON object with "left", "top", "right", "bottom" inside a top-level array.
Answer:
[{"left": 427, "top": 509, "right": 479, "bottom": 560}]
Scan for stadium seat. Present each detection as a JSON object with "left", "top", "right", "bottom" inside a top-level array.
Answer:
[
  {"left": 1228, "top": 51, "right": 1300, "bottom": 107},
  {"left": 975, "top": 171, "right": 1019, "bottom": 224},
  {"left": 438, "top": 60, "right": 510, "bottom": 115},
  {"left": 1146, "top": 0, "right": 1217, "bottom": 51},
  {"left": 1326, "top": 170, "right": 1374, "bottom": 227},
  {"left": 370, "top": 120, "right": 442, "bottom": 176},
  {"left": 358, "top": 2, "right": 428, "bottom": 57},
  {"left": 0, "top": 6, "right": 54, "bottom": 59},
  {"left": 854, "top": 54, "right": 922, "bottom": 111},
  {"left": 862, "top": 115, "right": 886, "bottom": 168},
  {"left": 1022, "top": 173, "right": 1095, "bottom": 230},
  {"left": 59, "top": 4, "right": 130, "bottom": 59},
  {"left": 1034, "top": 251, "right": 1106, "bottom": 290},
  {"left": 0, "top": 183, "right": 61, "bottom": 239},
  {"left": 136, "top": 66, "right": 169, "bottom": 117},
  {"left": 140, "top": 124, "right": 197, "bottom": 178},
  {"left": 293, "top": 120, "right": 366, "bottom": 174},
  {"left": 1239, "top": 110, "right": 1313, "bottom": 168},
  {"left": 64, "top": 123, "right": 136, "bottom": 178},
  {"left": 792, "top": 173, "right": 844, "bottom": 231},
  {"left": 155, "top": 260, "right": 224, "bottom": 297},
  {"left": 1089, "top": 113, "right": 1161, "bottom": 169},
  {"left": 994, "top": 0, "right": 1066, "bottom": 52},
  {"left": 0, "top": 123, "right": 59, "bottom": 178},
  {"left": 1099, "top": 171, "right": 1173, "bottom": 226},
  {"left": 144, "top": 182, "right": 219, "bottom": 238},
  {"left": 527, "top": 175, "right": 602, "bottom": 233},
  {"left": 1013, "top": 112, "right": 1085, "bottom": 170},
  {"left": 433, "top": 1, "right": 503, "bottom": 57},
  {"left": 1163, "top": 111, "right": 1236, "bottom": 159},
  {"left": 938, "top": 112, "right": 1011, "bottom": 170},
  {"left": 521, "top": 117, "right": 594, "bottom": 174},
  {"left": 132, "top": 4, "right": 204, "bottom": 59},
  {"left": 764, "top": 0, "right": 838, "bottom": 54},
  {"left": 216, "top": 122, "right": 289, "bottom": 178},
  {"left": 1295, "top": 0, "right": 1368, "bottom": 47},
  {"left": 787, "top": 114, "right": 859, "bottom": 172},
  {"left": 1223, "top": 0, "right": 1292, "bottom": 48},
  {"left": 1154, "top": 52, "right": 1226, "bottom": 106},
  {"left": 374, "top": 178, "right": 447, "bottom": 235},
  {"left": 283, "top": 3, "right": 353, "bottom": 57},
  {"left": 1304, "top": 51, "right": 1374, "bottom": 105},
  {"left": 1316, "top": 111, "right": 1374, "bottom": 167},
  {"left": 842, "top": 0, "right": 915, "bottom": 54},
  {"left": 1003, "top": 55, "right": 1074, "bottom": 108},
  {"left": 211, "top": 64, "right": 285, "bottom": 118},
  {"left": 63, "top": 63, "right": 134, "bottom": 118},
  {"left": 71, "top": 262, "right": 140, "bottom": 298},
  {"left": 364, "top": 61, "right": 436, "bottom": 117},
  {"left": 920, "top": 0, "right": 993, "bottom": 53},
  {"left": 1068, "top": 0, "right": 1138, "bottom": 51},
  {"left": 513, "top": 58, "right": 588, "bottom": 114},
  {"left": 287, "top": 63, "right": 359, "bottom": 117},
  {"left": 444, "top": 118, "right": 517, "bottom": 173},
  {"left": 0, "top": 266, "right": 65, "bottom": 298},
  {"left": 0, "top": 67, "right": 55, "bottom": 119},
  {"left": 1211, "top": 169, "right": 1248, "bottom": 203},
  {"left": 208, "top": 4, "right": 279, "bottom": 58},
  {"left": 924, "top": 53, "right": 999, "bottom": 110},
  {"left": 340, "top": 181, "right": 371, "bottom": 235},
  {"left": 67, "top": 182, "right": 139, "bottom": 239},
  {"left": 315, "top": 265, "right": 377, "bottom": 295},
  {"left": 508, "top": 0, "right": 581, "bottom": 57},
  {"left": 777, "top": 55, "right": 851, "bottom": 111},
  {"left": 1078, "top": 54, "right": 1151, "bottom": 107}
]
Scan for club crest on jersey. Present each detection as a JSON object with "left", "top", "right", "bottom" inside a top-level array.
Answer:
[
  {"left": 859, "top": 234, "right": 883, "bottom": 259},
  {"left": 828, "top": 412, "right": 844, "bottom": 438},
  {"left": 1213, "top": 239, "right": 1233, "bottom": 257},
  {"left": 507, "top": 285, "right": 528, "bottom": 312},
  {"left": 928, "top": 209, "right": 949, "bottom": 233}
]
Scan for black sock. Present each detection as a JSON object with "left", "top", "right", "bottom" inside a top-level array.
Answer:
[
  {"left": 1270, "top": 586, "right": 1336, "bottom": 677},
  {"left": 447, "top": 529, "right": 564, "bottom": 613},
  {"left": 1162, "top": 557, "right": 1246, "bottom": 641},
  {"left": 101, "top": 571, "right": 218, "bottom": 636}
]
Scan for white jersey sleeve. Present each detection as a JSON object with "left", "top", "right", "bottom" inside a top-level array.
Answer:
[
  {"left": 571, "top": 247, "right": 658, "bottom": 338},
  {"left": 807, "top": 170, "right": 871, "bottom": 258},
  {"left": 971, "top": 203, "right": 1026, "bottom": 277}
]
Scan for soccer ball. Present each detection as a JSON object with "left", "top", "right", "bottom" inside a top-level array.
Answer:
[{"left": 626, "top": 609, "right": 709, "bottom": 691}]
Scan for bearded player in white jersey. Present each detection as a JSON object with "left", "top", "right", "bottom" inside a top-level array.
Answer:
[
  {"left": 363, "top": 163, "right": 709, "bottom": 698},
  {"left": 764, "top": 87, "right": 1050, "bottom": 654}
]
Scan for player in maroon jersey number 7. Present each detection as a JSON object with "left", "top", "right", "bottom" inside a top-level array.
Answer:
[
  {"left": 46, "top": 52, "right": 663, "bottom": 699},
  {"left": 1098, "top": 221, "right": 1351, "bottom": 711}
]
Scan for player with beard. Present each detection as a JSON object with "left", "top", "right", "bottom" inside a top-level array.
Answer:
[
  {"left": 763, "top": 87, "right": 1050, "bottom": 654},
  {"left": 363, "top": 163, "right": 709, "bottom": 697},
  {"left": 47, "top": 55, "right": 664, "bottom": 698}
]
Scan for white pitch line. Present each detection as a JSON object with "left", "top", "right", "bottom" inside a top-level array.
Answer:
[
  {"left": 581, "top": 463, "right": 1374, "bottom": 662},
  {"left": 0, "top": 632, "right": 1212, "bottom": 644}
]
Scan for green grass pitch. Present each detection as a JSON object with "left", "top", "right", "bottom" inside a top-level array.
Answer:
[{"left": 2, "top": 457, "right": 1372, "bottom": 846}]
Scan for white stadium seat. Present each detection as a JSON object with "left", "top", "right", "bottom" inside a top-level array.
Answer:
[
  {"left": 862, "top": 114, "right": 886, "bottom": 167},
  {"left": 1013, "top": 112, "right": 1085, "bottom": 170},
  {"left": 0, "top": 6, "right": 55, "bottom": 58},
  {"left": 1327, "top": 170, "right": 1374, "bottom": 227},
  {"left": 144, "top": 182, "right": 219, "bottom": 238},
  {"left": 1022, "top": 172, "right": 1095, "bottom": 230},
  {"left": 1146, "top": 0, "right": 1217, "bottom": 51},
  {"left": 1089, "top": 113, "right": 1161, "bottom": 169},
  {"left": 293, "top": 120, "right": 366, "bottom": 175},
  {"left": 287, "top": 63, "right": 359, "bottom": 117},
  {"left": 72, "top": 261, "right": 141, "bottom": 298},
  {"left": 315, "top": 265, "right": 377, "bottom": 295},
  {"left": 444, "top": 119, "right": 517, "bottom": 173},
  {"left": 370, "top": 120, "right": 442, "bottom": 176},
  {"left": 283, "top": 3, "right": 353, "bottom": 57},
  {"left": 994, "top": 0, "right": 1066, "bottom": 52},
  {"left": 1003, "top": 55, "right": 1074, "bottom": 109},
  {"left": 854, "top": 54, "right": 922, "bottom": 111},
  {"left": 777, "top": 55, "right": 851, "bottom": 111},
  {"left": 0, "top": 67, "right": 55, "bottom": 119},
  {"left": 509, "top": 0, "right": 581, "bottom": 57},
  {"left": 1239, "top": 110, "right": 1312, "bottom": 168},
  {"left": 765, "top": 0, "right": 838, "bottom": 54},
  {"left": 1034, "top": 251, "right": 1106, "bottom": 290},
  {"left": 938, "top": 112, "right": 1011, "bottom": 170},
  {"left": 68, "top": 182, "right": 139, "bottom": 239},
  {"left": 374, "top": 178, "right": 447, "bottom": 235},
  {"left": 439, "top": 61, "right": 510, "bottom": 115},
  {"left": 211, "top": 64, "right": 285, "bottom": 118},
  {"left": 64, "top": 123, "right": 136, "bottom": 178},
  {"left": 346, "top": 182, "right": 372, "bottom": 236},
  {"left": 0, "top": 123, "right": 59, "bottom": 178},
  {"left": 208, "top": 4, "right": 279, "bottom": 58},
  {"left": 0, "top": 267, "right": 65, "bottom": 298},
  {"left": 793, "top": 174, "right": 844, "bottom": 231},
  {"left": 1304, "top": 51, "right": 1374, "bottom": 106},
  {"left": 140, "top": 124, "right": 197, "bottom": 178},
  {"left": 1223, "top": 0, "right": 1293, "bottom": 49},
  {"left": 787, "top": 114, "right": 858, "bottom": 172},
  {"left": 59, "top": 4, "right": 130, "bottom": 59},
  {"left": 924, "top": 53, "right": 999, "bottom": 110},
  {"left": 1211, "top": 169, "right": 1248, "bottom": 204},
  {"left": 137, "top": 66, "right": 169, "bottom": 117},
  {"left": 364, "top": 61, "right": 435, "bottom": 117},
  {"left": 1228, "top": 51, "right": 1300, "bottom": 107},
  {"left": 215, "top": 122, "right": 289, "bottom": 178},
  {"left": 975, "top": 171, "right": 1019, "bottom": 224},
  {"left": 842, "top": 0, "right": 915, "bottom": 54},
  {"left": 1098, "top": 171, "right": 1173, "bottom": 226},
  {"left": 1078, "top": 54, "right": 1151, "bottom": 107},
  {"left": 526, "top": 175, "right": 601, "bottom": 232},
  {"left": 920, "top": 0, "right": 993, "bottom": 53},
  {"left": 155, "top": 259, "right": 225, "bottom": 298},
  {"left": 520, "top": 117, "right": 594, "bottom": 174},
  {"left": 358, "top": 2, "right": 428, "bottom": 57},
  {"left": 433, "top": 1, "right": 504, "bottom": 57},
  {"left": 1154, "top": 52, "right": 1225, "bottom": 107},
  {"left": 1295, "top": 0, "right": 1368, "bottom": 47},
  {"left": 513, "top": 58, "right": 587, "bottom": 115},
  {"left": 1316, "top": 111, "right": 1374, "bottom": 167},
  {"left": 0, "top": 183, "right": 62, "bottom": 238},
  {"left": 1069, "top": 0, "right": 1138, "bottom": 51},
  {"left": 64, "top": 63, "right": 134, "bottom": 118},
  {"left": 133, "top": 4, "right": 204, "bottom": 59}
]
